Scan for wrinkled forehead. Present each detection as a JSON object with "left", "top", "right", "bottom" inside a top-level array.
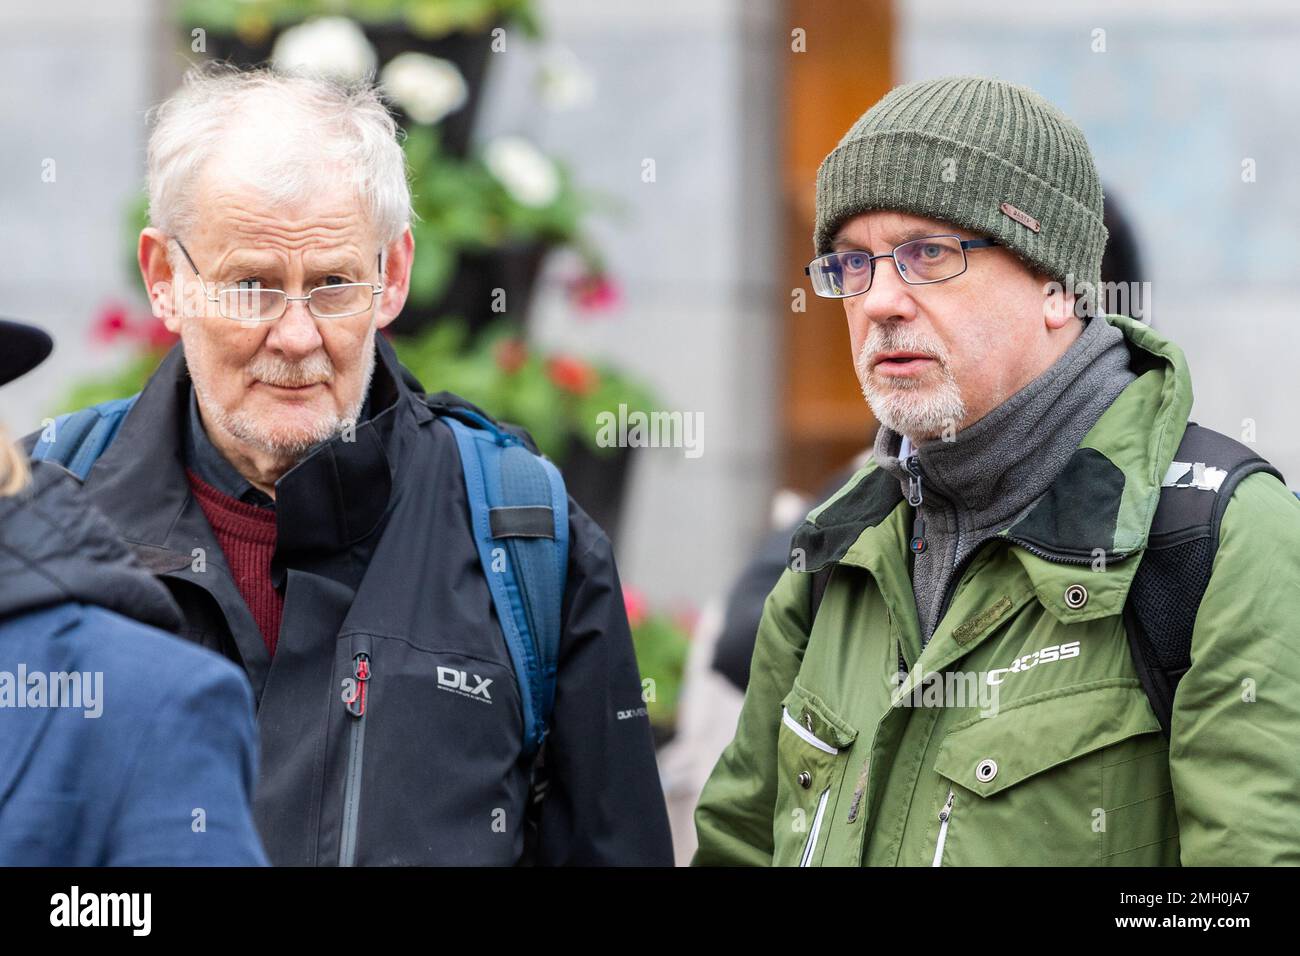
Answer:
[{"left": 188, "top": 143, "right": 378, "bottom": 261}]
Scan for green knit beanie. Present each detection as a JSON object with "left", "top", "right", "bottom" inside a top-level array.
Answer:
[{"left": 814, "top": 76, "right": 1107, "bottom": 297}]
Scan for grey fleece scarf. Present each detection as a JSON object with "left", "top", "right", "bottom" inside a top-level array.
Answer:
[{"left": 873, "top": 315, "right": 1138, "bottom": 649}]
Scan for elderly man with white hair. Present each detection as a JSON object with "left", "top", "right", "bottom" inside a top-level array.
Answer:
[{"left": 26, "top": 64, "right": 672, "bottom": 866}]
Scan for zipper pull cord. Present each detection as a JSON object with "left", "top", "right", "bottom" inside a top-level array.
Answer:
[
  {"left": 344, "top": 652, "right": 370, "bottom": 717},
  {"left": 903, "top": 455, "right": 926, "bottom": 554}
]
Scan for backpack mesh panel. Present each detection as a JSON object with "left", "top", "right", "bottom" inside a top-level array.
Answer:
[{"left": 1128, "top": 537, "right": 1215, "bottom": 671}]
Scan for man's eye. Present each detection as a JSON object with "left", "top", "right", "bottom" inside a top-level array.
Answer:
[
  {"left": 919, "top": 244, "right": 947, "bottom": 259},
  {"left": 321, "top": 275, "right": 348, "bottom": 286},
  {"left": 236, "top": 278, "right": 265, "bottom": 290},
  {"left": 842, "top": 253, "right": 869, "bottom": 272}
]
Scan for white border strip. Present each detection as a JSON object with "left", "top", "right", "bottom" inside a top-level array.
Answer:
[{"left": 781, "top": 706, "right": 839, "bottom": 755}]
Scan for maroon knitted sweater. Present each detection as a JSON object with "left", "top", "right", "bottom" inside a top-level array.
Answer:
[{"left": 186, "top": 468, "right": 283, "bottom": 657}]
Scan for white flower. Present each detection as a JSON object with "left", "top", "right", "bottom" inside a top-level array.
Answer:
[
  {"left": 272, "top": 17, "right": 376, "bottom": 83},
  {"left": 537, "top": 48, "right": 595, "bottom": 111},
  {"left": 484, "top": 136, "right": 561, "bottom": 208},
  {"left": 380, "top": 52, "right": 468, "bottom": 126}
]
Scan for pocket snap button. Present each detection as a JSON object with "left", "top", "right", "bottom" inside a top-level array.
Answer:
[
  {"left": 1063, "top": 584, "right": 1088, "bottom": 609},
  {"left": 975, "top": 758, "right": 998, "bottom": 783},
  {"left": 797, "top": 771, "right": 812, "bottom": 789}
]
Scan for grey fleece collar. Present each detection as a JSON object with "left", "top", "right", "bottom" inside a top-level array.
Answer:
[{"left": 874, "top": 314, "right": 1137, "bottom": 530}]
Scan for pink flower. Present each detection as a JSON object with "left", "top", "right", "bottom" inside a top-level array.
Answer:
[
  {"left": 623, "top": 586, "right": 648, "bottom": 629},
  {"left": 91, "top": 303, "right": 132, "bottom": 344},
  {"left": 90, "top": 301, "right": 178, "bottom": 352},
  {"left": 568, "top": 273, "right": 621, "bottom": 315}
]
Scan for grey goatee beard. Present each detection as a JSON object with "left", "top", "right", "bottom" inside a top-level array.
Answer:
[{"left": 855, "top": 327, "right": 966, "bottom": 440}]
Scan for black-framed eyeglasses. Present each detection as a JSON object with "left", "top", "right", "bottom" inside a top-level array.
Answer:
[
  {"left": 174, "top": 239, "right": 385, "bottom": 323},
  {"left": 805, "top": 235, "right": 999, "bottom": 299}
]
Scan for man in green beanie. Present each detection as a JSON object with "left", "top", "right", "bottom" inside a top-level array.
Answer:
[{"left": 693, "top": 76, "right": 1300, "bottom": 866}]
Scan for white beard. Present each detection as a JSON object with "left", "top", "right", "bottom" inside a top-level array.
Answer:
[
  {"left": 190, "top": 323, "right": 377, "bottom": 463},
  {"left": 855, "top": 334, "right": 967, "bottom": 440}
]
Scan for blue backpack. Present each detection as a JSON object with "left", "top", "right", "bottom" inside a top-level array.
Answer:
[{"left": 31, "top": 394, "right": 568, "bottom": 756}]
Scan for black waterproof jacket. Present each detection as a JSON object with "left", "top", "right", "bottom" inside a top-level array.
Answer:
[{"left": 24, "top": 336, "right": 673, "bottom": 865}]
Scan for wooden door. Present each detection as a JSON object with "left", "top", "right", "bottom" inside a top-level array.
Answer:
[{"left": 779, "top": 0, "right": 894, "bottom": 492}]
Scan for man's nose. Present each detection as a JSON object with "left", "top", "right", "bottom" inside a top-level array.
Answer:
[
  {"left": 265, "top": 298, "right": 324, "bottom": 356},
  {"left": 854, "top": 255, "right": 918, "bottom": 327}
]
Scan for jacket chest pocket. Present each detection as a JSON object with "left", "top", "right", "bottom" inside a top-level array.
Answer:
[
  {"left": 774, "top": 684, "right": 858, "bottom": 867},
  {"left": 927, "top": 680, "right": 1172, "bottom": 866},
  {"left": 327, "top": 634, "right": 527, "bottom": 866}
]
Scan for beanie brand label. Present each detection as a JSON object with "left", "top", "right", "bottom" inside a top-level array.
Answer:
[{"left": 1000, "top": 201, "right": 1041, "bottom": 233}]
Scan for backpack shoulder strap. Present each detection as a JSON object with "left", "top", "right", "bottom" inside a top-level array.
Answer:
[
  {"left": 440, "top": 407, "right": 569, "bottom": 756},
  {"left": 809, "top": 565, "right": 834, "bottom": 623},
  {"left": 1124, "top": 422, "right": 1285, "bottom": 738},
  {"left": 29, "top": 395, "right": 139, "bottom": 480}
]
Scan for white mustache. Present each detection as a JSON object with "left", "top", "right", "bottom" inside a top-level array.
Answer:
[
  {"left": 248, "top": 353, "right": 333, "bottom": 388},
  {"left": 857, "top": 330, "right": 947, "bottom": 374}
]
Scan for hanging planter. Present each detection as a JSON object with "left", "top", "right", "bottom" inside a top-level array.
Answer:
[
  {"left": 402, "top": 125, "right": 595, "bottom": 333},
  {"left": 183, "top": 6, "right": 519, "bottom": 159}
]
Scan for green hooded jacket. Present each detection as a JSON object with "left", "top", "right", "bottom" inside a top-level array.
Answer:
[{"left": 694, "top": 314, "right": 1300, "bottom": 866}]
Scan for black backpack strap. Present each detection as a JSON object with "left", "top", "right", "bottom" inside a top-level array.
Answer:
[
  {"left": 809, "top": 565, "right": 834, "bottom": 623},
  {"left": 1124, "top": 422, "right": 1285, "bottom": 738}
]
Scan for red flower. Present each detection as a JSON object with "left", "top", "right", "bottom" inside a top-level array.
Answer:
[
  {"left": 568, "top": 273, "right": 621, "bottom": 315},
  {"left": 546, "top": 355, "right": 599, "bottom": 396},
  {"left": 90, "top": 301, "right": 178, "bottom": 352},
  {"left": 92, "top": 303, "right": 132, "bottom": 344},
  {"left": 494, "top": 338, "right": 528, "bottom": 374},
  {"left": 623, "top": 586, "right": 648, "bottom": 629}
]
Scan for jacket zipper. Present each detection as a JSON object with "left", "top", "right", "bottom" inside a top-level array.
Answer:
[
  {"left": 931, "top": 786, "right": 955, "bottom": 866},
  {"left": 933, "top": 531, "right": 1137, "bottom": 633},
  {"left": 800, "top": 786, "right": 831, "bottom": 867},
  {"left": 905, "top": 450, "right": 1139, "bottom": 633},
  {"left": 338, "top": 645, "right": 371, "bottom": 867},
  {"left": 899, "top": 453, "right": 927, "bottom": 554}
]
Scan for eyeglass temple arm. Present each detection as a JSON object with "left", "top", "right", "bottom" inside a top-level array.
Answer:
[{"left": 174, "top": 239, "right": 203, "bottom": 278}]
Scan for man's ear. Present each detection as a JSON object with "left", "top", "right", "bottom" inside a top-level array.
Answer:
[
  {"left": 1040, "top": 272, "right": 1077, "bottom": 330},
  {"left": 139, "top": 227, "right": 183, "bottom": 333},
  {"left": 375, "top": 226, "right": 414, "bottom": 332}
]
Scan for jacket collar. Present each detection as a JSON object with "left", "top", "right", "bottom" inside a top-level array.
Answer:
[
  {"left": 0, "top": 463, "right": 183, "bottom": 629},
  {"left": 792, "top": 314, "right": 1192, "bottom": 614},
  {"left": 84, "top": 332, "right": 432, "bottom": 562}
]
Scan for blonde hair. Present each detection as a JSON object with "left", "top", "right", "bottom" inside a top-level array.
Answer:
[{"left": 0, "top": 427, "right": 31, "bottom": 497}]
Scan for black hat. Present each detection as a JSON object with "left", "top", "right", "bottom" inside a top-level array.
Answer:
[{"left": 0, "top": 318, "right": 54, "bottom": 387}]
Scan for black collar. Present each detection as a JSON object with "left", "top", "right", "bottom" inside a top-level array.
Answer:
[{"left": 84, "top": 334, "right": 432, "bottom": 561}]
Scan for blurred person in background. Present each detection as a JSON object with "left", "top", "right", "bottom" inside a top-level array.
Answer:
[
  {"left": 694, "top": 76, "right": 1300, "bottom": 866},
  {"left": 0, "top": 318, "right": 266, "bottom": 866}
]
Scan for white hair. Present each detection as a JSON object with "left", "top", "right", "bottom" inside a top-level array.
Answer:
[{"left": 146, "top": 62, "right": 411, "bottom": 245}]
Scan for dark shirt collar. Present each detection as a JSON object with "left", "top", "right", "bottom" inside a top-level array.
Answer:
[{"left": 184, "top": 386, "right": 375, "bottom": 510}]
